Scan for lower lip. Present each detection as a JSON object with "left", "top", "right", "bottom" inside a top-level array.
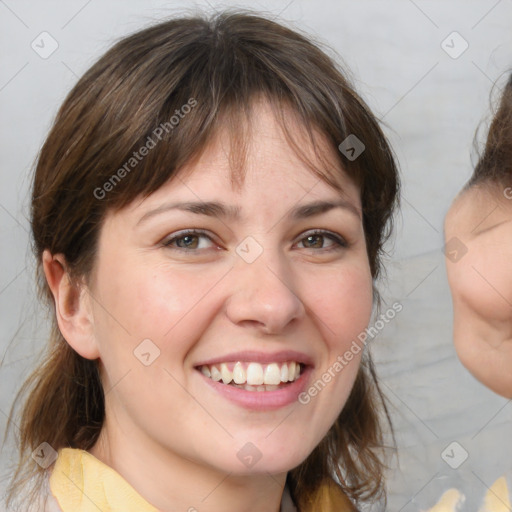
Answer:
[{"left": 198, "top": 367, "right": 312, "bottom": 411}]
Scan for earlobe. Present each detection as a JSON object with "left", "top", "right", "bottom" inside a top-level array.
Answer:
[{"left": 42, "top": 250, "right": 99, "bottom": 360}]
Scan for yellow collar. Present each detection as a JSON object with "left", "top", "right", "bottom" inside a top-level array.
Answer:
[
  {"left": 50, "top": 448, "right": 159, "bottom": 512},
  {"left": 50, "top": 448, "right": 353, "bottom": 512},
  {"left": 427, "top": 477, "right": 511, "bottom": 512},
  {"left": 300, "top": 477, "right": 355, "bottom": 512}
]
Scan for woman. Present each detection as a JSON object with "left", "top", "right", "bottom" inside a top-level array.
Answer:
[
  {"left": 5, "top": 11, "right": 399, "bottom": 511},
  {"left": 442, "top": 75, "right": 512, "bottom": 511}
]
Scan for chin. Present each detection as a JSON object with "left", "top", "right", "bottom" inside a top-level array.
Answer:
[
  {"left": 227, "top": 455, "right": 308, "bottom": 477},
  {"left": 480, "top": 377, "right": 512, "bottom": 399},
  {"left": 456, "top": 342, "right": 512, "bottom": 399},
  {"left": 208, "top": 440, "right": 313, "bottom": 477}
]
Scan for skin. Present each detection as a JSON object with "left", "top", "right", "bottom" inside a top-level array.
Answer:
[
  {"left": 444, "top": 184, "right": 512, "bottom": 398},
  {"left": 43, "top": 102, "right": 373, "bottom": 512}
]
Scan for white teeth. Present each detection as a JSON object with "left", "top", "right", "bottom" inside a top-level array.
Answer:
[
  {"left": 288, "top": 362, "right": 296, "bottom": 382},
  {"left": 280, "top": 364, "right": 289, "bottom": 382},
  {"left": 264, "top": 363, "right": 281, "bottom": 385},
  {"left": 247, "top": 363, "right": 264, "bottom": 386},
  {"left": 210, "top": 365, "right": 221, "bottom": 382},
  {"left": 233, "top": 362, "right": 246, "bottom": 384},
  {"left": 200, "top": 361, "right": 302, "bottom": 390},
  {"left": 232, "top": 383, "right": 281, "bottom": 391},
  {"left": 220, "top": 363, "right": 232, "bottom": 384}
]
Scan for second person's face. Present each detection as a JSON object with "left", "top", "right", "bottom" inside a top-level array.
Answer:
[{"left": 445, "top": 184, "right": 512, "bottom": 398}]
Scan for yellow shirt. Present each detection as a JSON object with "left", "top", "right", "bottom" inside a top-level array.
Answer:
[
  {"left": 49, "top": 448, "right": 354, "bottom": 512},
  {"left": 426, "top": 477, "right": 511, "bottom": 512}
]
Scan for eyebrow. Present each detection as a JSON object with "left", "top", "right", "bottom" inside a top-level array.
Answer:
[
  {"left": 136, "top": 199, "right": 361, "bottom": 226},
  {"left": 472, "top": 218, "right": 512, "bottom": 237}
]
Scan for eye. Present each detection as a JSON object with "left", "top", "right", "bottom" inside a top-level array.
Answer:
[
  {"left": 296, "top": 230, "right": 348, "bottom": 251},
  {"left": 161, "top": 229, "right": 348, "bottom": 253},
  {"left": 161, "top": 229, "right": 217, "bottom": 251}
]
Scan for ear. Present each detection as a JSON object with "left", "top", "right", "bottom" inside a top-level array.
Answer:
[{"left": 42, "top": 249, "right": 99, "bottom": 360}]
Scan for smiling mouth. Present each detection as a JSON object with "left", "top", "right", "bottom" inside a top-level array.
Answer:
[{"left": 198, "top": 361, "right": 303, "bottom": 392}]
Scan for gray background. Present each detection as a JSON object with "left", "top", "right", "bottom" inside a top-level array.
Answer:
[{"left": 1, "top": 1, "right": 512, "bottom": 510}]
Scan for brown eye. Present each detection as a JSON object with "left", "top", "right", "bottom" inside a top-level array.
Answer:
[
  {"left": 302, "top": 234, "right": 325, "bottom": 249},
  {"left": 297, "top": 230, "right": 347, "bottom": 251},
  {"left": 175, "top": 235, "right": 199, "bottom": 249},
  {"left": 162, "top": 230, "right": 215, "bottom": 251}
]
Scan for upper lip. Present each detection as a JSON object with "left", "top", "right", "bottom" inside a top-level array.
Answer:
[{"left": 194, "top": 350, "right": 314, "bottom": 367}]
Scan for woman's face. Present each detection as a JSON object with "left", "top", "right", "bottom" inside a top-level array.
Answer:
[
  {"left": 444, "top": 184, "right": 512, "bottom": 398},
  {"left": 86, "top": 103, "right": 373, "bottom": 476}
]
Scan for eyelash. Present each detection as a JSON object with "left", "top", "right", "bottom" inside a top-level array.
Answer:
[{"left": 161, "top": 229, "right": 348, "bottom": 253}]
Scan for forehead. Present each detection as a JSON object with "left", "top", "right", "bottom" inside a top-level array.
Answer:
[
  {"left": 445, "top": 184, "right": 512, "bottom": 237},
  {"left": 141, "top": 100, "right": 360, "bottom": 208}
]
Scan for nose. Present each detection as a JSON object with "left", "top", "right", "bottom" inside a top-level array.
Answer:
[{"left": 225, "top": 245, "right": 305, "bottom": 334}]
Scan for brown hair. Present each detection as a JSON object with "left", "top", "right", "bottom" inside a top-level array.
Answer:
[
  {"left": 6, "top": 10, "right": 399, "bottom": 510},
  {"left": 468, "top": 73, "right": 512, "bottom": 190}
]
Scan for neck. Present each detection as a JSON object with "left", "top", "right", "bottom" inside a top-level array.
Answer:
[{"left": 89, "top": 418, "right": 287, "bottom": 512}]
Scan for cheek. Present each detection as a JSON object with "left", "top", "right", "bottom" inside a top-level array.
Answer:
[
  {"left": 303, "top": 263, "right": 373, "bottom": 346},
  {"left": 449, "top": 249, "right": 512, "bottom": 324},
  {"left": 289, "top": 264, "right": 371, "bottom": 452},
  {"left": 94, "top": 259, "right": 222, "bottom": 343},
  {"left": 91, "top": 261, "right": 219, "bottom": 424}
]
